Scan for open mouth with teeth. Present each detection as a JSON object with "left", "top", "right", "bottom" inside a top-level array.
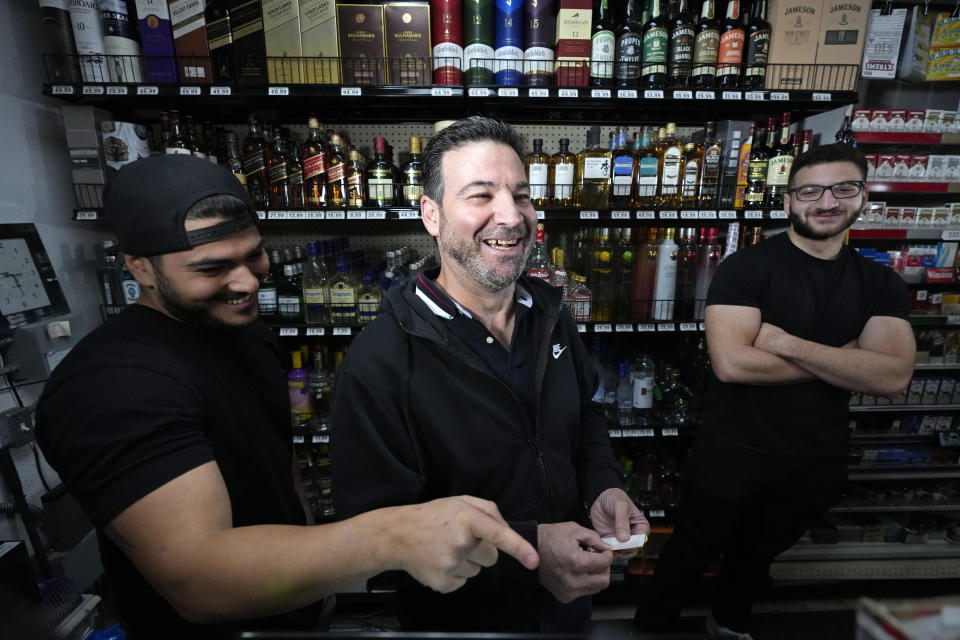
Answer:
[
  {"left": 483, "top": 238, "right": 521, "bottom": 250},
  {"left": 219, "top": 293, "right": 253, "bottom": 306}
]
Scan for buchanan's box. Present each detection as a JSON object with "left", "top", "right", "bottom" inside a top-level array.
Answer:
[
  {"left": 384, "top": 2, "right": 431, "bottom": 85},
  {"left": 337, "top": 3, "right": 386, "bottom": 85}
]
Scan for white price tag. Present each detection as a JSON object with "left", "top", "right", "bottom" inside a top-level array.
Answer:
[
  {"left": 948, "top": 315, "right": 960, "bottom": 325},
  {"left": 558, "top": 88, "right": 579, "bottom": 98},
  {"left": 498, "top": 87, "right": 519, "bottom": 97},
  {"left": 637, "top": 323, "right": 656, "bottom": 332},
  {"left": 293, "top": 435, "right": 305, "bottom": 444},
  {"left": 696, "top": 90, "right": 715, "bottom": 99},
  {"left": 657, "top": 323, "right": 676, "bottom": 332},
  {"left": 611, "top": 210, "right": 631, "bottom": 219},
  {"left": 536, "top": 210, "right": 545, "bottom": 220},
  {"left": 51, "top": 85, "right": 74, "bottom": 95},
  {"left": 347, "top": 210, "right": 366, "bottom": 220},
  {"left": 468, "top": 87, "right": 489, "bottom": 97},
  {"left": 293, "top": 211, "right": 307, "bottom": 219},
  {"left": 279, "top": 327, "right": 299, "bottom": 336},
  {"left": 649, "top": 509, "right": 666, "bottom": 518},
  {"left": 719, "top": 210, "right": 737, "bottom": 219},
  {"left": 745, "top": 210, "right": 763, "bottom": 219},
  {"left": 529, "top": 87, "right": 549, "bottom": 98},
  {"left": 722, "top": 91, "right": 741, "bottom": 100},
  {"left": 268, "top": 86, "right": 290, "bottom": 96},
  {"left": 312, "top": 435, "right": 330, "bottom": 444},
  {"left": 637, "top": 210, "right": 656, "bottom": 219},
  {"left": 179, "top": 86, "right": 201, "bottom": 96},
  {"left": 580, "top": 210, "right": 599, "bottom": 220},
  {"left": 340, "top": 87, "right": 362, "bottom": 96},
  {"left": 137, "top": 85, "right": 159, "bottom": 95},
  {"left": 618, "top": 89, "right": 638, "bottom": 99},
  {"left": 638, "top": 429, "right": 655, "bottom": 437},
  {"left": 615, "top": 323, "right": 635, "bottom": 332},
  {"left": 591, "top": 89, "right": 611, "bottom": 99},
  {"left": 662, "top": 427, "right": 679, "bottom": 436},
  {"left": 594, "top": 323, "right": 612, "bottom": 333},
  {"left": 680, "top": 322, "right": 698, "bottom": 332},
  {"left": 813, "top": 92, "right": 832, "bottom": 102},
  {"left": 333, "top": 327, "right": 352, "bottom": 336},
  {"left": 681, "top": 210, "right": 699, "bottom": 219},
  {"left": 659, "top": 210, "right": 678, "bottom": 219},
  {"left": 326, "top": 210, "right": 346, "bottom": 220},
  {"left": 306, "top": 327, "right": 325, "bottom": 336},
  {"left": 699, "top": 210, "right": 717, "bottom": 219},
  {"left": 699, "top": 322, "right": 706, "bottom": 331},
  {"left": 256, "top": 211, "right": 266, "bottom": 220},
  {"left": 771, "top": 92, "right": 789, "bottom": 101},
  {"left": 210, "top": 86, "right": 231, "bottom": 96},
  {"left": 267, "top": 211, "right": 286, "bottom": 220},
  {"left": 577, "top": 324, "right": 587, "bottom": 333},
  {"left": 745, "top": 91, "right": 764, "bottom": 101},
  {"left": 305, "top": 211, "right": 324, "bottom": 220},
  {"left": 609, "top": 429, "right": 623, "bottom": 438},
  {"left": 431, "top": 86, "right": 454, "bottom": 97},
  {"left": 673, "top": 90, "right": 693, "bottom": 99},
  {"left": 398, "top": 210, "right": 420, "bottom": 220},
  {"left": 75, "top": 210, "right": 98, "bottom": 220},
  {"left": 367, "top": 210, "right": 386, "bottom": 220},
  {"left": 622, "top": 429, "right": 640, "bottom": 437},
  {"left": 942, "top": 230, "right": 960, "bottom": 241},
  {"left": 106, "top": 85, "right": 128, "bottom": 95},
  {"left": 83, "top": 85, "right": 104, "bottom": 95},
  {"left": 644, "top": 90, "right": 664, "bottom": 99},
  {"left": 770, "top": 211, "right": 788, "bottom": 219}
]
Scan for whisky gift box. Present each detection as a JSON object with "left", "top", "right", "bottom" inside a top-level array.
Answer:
[
  {"left": 765, "top": 0, "right": 822, "bottom": 91},
  {"left": 814, "top": 0, "right": 869, "bottom": 90},
  {"left": 300, "top": 0, "right": 340, "bottom": 83},
  {"left": 135, "top": 0, "right": 180, "bottom": 83},
  {"left": 262, "top": 0, "right": 304, "bottom": 83},
  {"left": 231, "top": 0, "right": 268, "bottom": 83},
  {"left": 554, "top": 0, "right": 591, "bottom": 86},
  {"left": 523, "top": 0, "right": 555, "bottom": 86},
  {"left": 463, "top": 0, "right": 494, "bottom": 84},
  {"left": 337, "top": 3, "right": 386, "bottom": 85},
  {"left": 431, "top": 0, "right": 463, "bottom": 84},
  {"left": 168, "top": 0, "right": 213, "bottom": 82},
  {"left": 385, "top": 2, "right": 431, "bottom": 85}
]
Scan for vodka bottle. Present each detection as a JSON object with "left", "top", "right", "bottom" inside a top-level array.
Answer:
[{"left": 652, "top": 228, "right": 678, "bottom": 320}]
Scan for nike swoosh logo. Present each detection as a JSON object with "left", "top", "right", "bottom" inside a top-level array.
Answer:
[{"left": 553, "top": 346, "right": 567, "bottom": 359}]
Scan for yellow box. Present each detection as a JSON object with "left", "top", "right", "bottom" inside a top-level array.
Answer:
[
  {"left": 262, "top": 0, "right": 303, "bottom": 83},
  {"left": 300, "top": 0, "right": 340, "bottom": 83},
  {"left": 926, "top": 46, "right": 960, "bottom": 81},
  {"left": 931, "top": 12, "right": 960, "bottom": 47}
]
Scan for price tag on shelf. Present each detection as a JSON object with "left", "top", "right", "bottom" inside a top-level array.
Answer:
[
  {"left": 326, "top": 210, "right": 346, "bottom": 220},
  {"left": 771, "top": 92, "right": 789, "bottom": 101},
  {"left": 580, "top": 210, "right": 599, "bottom": 220},
  {"left": 681, "top": 210, "right": 699, "bottom": 220},
  {"left": 306, "top": 327, "right": 325, "bottom": 336},
  {"left": 745, "top": 210, "right": 763, "bottom": 219},
  {"left": 312, "top": 435, "right": 330, "bottom": 444},
  {"left": 637, "top": 210, "right": 656, "bottom": 220},
  {"left": 292, "top": 211, "right": 306, "bottom": 219},
  {"left": 644, "top": 90, "right": 665, "bottom": 99},
  {"left": 534, "top": 210, "right": 545, "bottom": 220},
  {"left": 662, "top": 427, "right": 679, "bottom": 437},
  {"left": 638, "top": 323, "right": 656, "bottom": 332},
  {"left": 51, "top": 85, "right": 74, "bottom": 95},
  {"left": 722, "top": 91, "right": 742, "bottom": 100},
  {"left": 179, "top": 86, "right": 201, "bottom": 96},
  {"left": 398, "top": 210, "right": 420, "bottom": 220},
  {"left": 700, "top": 322, "right": 706, "bottom": 331},
  {"left": 279, "top": 327, "right": 299, "bottom": 337},
  {"left": 594, "top": 323, "right": 612, "bottom": 333},
  {"left": 618, "top": 89, "right": 638, "bottom": 99},
  {"left": 657, "top": 323, "right": 676, "bottom": 332},
  {"left": 659, "top": 210, "right": 678, "bottom": 219},
  {"left": 680, "top": 322, "right": 698, "bottom": 332},
  {"left": 256, "top": 211, "right": 266, "bottom": 220},
  {"left": 468, "top": 87, "right": 490, "bottom": 97},
  {"left": 137, "top": 85, "right": 159, "bottom": 95},
  {"left": 559, "top": 88, "right": 579, "bottom": 98},
  {"left": 948, "top": 315, "right": 960, "bottom": 325},
  {"left": 340, "top": 87, "right": 362, "bottom": 96},
  {"left": 638, "top": 429, "right": 655, "bottom": 438},
  {"left": 367, "top": 210, "right": 386, "bottom": 220},
  {"left": 268, "top": 86, "right": 290, "bottom": 96},
  {"left": 609, "top": 429, "right": 623, "bottom": 438},
  {"left": 591, "top": 89, "right": 611, "bottom": 98},
  {"left": 611, "top": 210, "right": 631, "bottom": 219},
  {"left": 267, "top": 211, "right": 286, "bottom": 220},
  {"left": 333, "top": 327, "right": 352, "bottom": 336},
  {"left": 577, "top": 324, "right": 587, "bottom": 333},
  {"left": 83, "top": 85, "right": 104, "bottom": 95},
  {"left": 745, "top": 91, "right": 764, "bottom": 101},
  {"left": 812, "top": 92, "right": 832, "bottom": 102},
  {"left": 497, "top": 87, "right": 519, "bottom": 97},
  {"left": 770, "top": 211, "right": 788, "bottom": 219},
  {"left": 210, "top": 86, "right": 231, "bottom": 96},
  {"left": 649, "top": 509, "right": 666, "bottom": 518},
  {"left": 615, "top": 324, "right": 634, "bottom": 332},
  {"left": 696, "top": 90, "right": 715, "bottom": 100},
  {"left": 673, "top": 90, "right": 693, "bottom": 99},
  {"left": 293, "top": 435, "right": 305, "bottom": 444},
  {"left": 305, "top": 211, "right": 324, "bottom": 220},
  {"left": 431, "top": 86, "right": 454, "bottom": 97},
  {"left": 529, "top": 87, "right": 549, "bottom": 98},
  {"left": 74, "top": 210, "right": 98, "bottom": 221},
  {"left": 719, "top": 210, "right": 737, "bottom": 219},
  {"left": 699, "top": 210, "right": 717, "bottom": 219},
  {"left": 942, "top": 230, "right": 960, "bottom": 241},
  {"left": 106, "top": 85, "right": 127, "bottom": 95},
  {"left": 347, "top": 210, "right": 366, "bottom": 220}
]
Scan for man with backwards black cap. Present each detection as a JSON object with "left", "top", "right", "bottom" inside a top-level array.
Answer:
[{"left": 35, "top": 155, "right": 539, "bottom": 638}]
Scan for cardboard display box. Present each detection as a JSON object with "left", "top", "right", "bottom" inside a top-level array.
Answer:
[
  {"left": 766, "top": 0, "right": 823, "bottom": 91},
  {"left": 300, "top": 0, "right": 340, "bottom": 83},
  {"left": 337, "top": 3, "right": 386, "bottom": 85},
  {"left": 384, "top": 2, "right": 431, "bottom": 85}
]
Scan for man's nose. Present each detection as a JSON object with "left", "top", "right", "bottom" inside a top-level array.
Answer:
[{"left": 492, "top": 190, "right": 525, "bottom": 226}]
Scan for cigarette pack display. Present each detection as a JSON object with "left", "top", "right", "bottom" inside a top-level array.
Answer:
[
  {"left": 875, "top": 154, "right": 895, "bottom": 179},
  {"left": 869, "top": 109, "right": 890, "bottom": 131},
  {"left": 900, "top": 207, "right": 917, "bottom": 227},
  {"left": 136, "top": 0, "right": 179, "bottom": 83},
  {"left": 923, "top": 109, "right": 943, "bottom": 132},
  {"left": 936, "top": 415, "right": 953, "bottom": 431},
  {"left": 866, "top": 201, "right": 885, "bottom": 226},
  {"left": 883, "top": 207, "right": 900, "bottom": 228},
  {"left": 926, "top": 155, "right": 947, "bottom": 180},
  {"left": 337, "top": 3, "right": 387, "bottom": 85},
  {"left": 300, "top": 0, "right": 340, "bottom": 83},
  {"left": 917, "top": 208, "right": 935, "bottom": 227},
  {"left": 852, "top": 108, "right": 871, "bottom": 131},
  {"left": 941, "top": 293, "right": 960, "bottom": 314},
  {"left": 947, "top": 156, "right": 960, "bottom": 179},
  {"left": 888, "top": 109, "right": 907, "bottom": 131},
  {"left": 168, "top": 0, "right": 212, "bottom": 82},
  {"left": 923, "top": 379, "right": 941, "bottom": 404},
  {"left": 908, "top": 155, "right": 928, "bottom": 181},
  {"left": 905, "top": 110, "right": 926, "bottom": 131},
  {"left": 892, "top": 154, "right": 911, "bottom": 180},
  {"left": 384, "top": 2, "right": 431, "bottom": 85},
  {"left": 946, "top": 330, "right": 960, "bottom": 364},
  {"left": 864, "top": 153, "right": 876, "bottom": 180},
  {"left": 943, "top": 111, "right": 957, "bottom": 132},
  {"left": 907, "top": 378, "right": 925, "bottom": 404}
]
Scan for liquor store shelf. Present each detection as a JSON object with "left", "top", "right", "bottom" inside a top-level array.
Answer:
[
  {"left": 848, "top": 467, "right": 960, "bottom": 481},
  {"left": 848, "top": 403, "right": 960, "bottom": 412},
  {"left": 850, "top": 432, "right": 946, "bottom": 443},
  {"left": 909, "top": 316, "right": 960, "bottom": 328},
  {"left": 830, "top": 503, "right": 960, "bottom": 514},
  {"left": 855, "top": 132, "right": 960, "bottom": 145},
  {"left": 866, "top": 181, "right": 960, "bottom": 194},
  {"left": 849, "top": 228, "right": 960, "bottom": 240},
  {"left": 915, "top": 362, "right": 960, "bottom": 370},
  {"left": 608, "top": 426, "right": 696, "bottom": 439},
  {"left": 775, "top": 540, "right": 960, "bottom": 562},
  {"left": 267, "top": 321, "right": 707, "bottom": 338}
]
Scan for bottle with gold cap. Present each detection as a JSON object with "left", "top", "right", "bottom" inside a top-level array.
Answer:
[
  {"left": 657, "top": 123, "right": 683, "bottom": 210},
  {"left": 401, "top": 136, "right": 424, "bottom": 207},
  {"left": 325, "top": 133, "right": 348, "bottom": 207},
  {"left": 302, "top": 117, "right": 327, "bottom": 208},
  {"left": 346, "top": 150, "right": 366, "bottom": 207}
]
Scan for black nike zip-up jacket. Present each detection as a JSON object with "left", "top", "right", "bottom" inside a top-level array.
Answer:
[{"left": 330, "top": 269, "right": 622, "bottom": 630}]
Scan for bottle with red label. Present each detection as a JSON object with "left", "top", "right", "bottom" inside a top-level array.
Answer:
[
  {"left": 716, "top": 0, "right": 744, "bottom": 88},
  {"left": 525, "top": 223, "right": 552, "bottom": 281},
  {"left": 302, "top": 118, "right": 327, "bottom": 208},
  {"left": 431, "top": 0, "right": 463, "bottom": 84},
  {"left": 326, "top": 134, "right": 348, "bottom": 207}
]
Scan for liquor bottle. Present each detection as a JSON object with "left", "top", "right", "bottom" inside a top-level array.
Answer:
[
  {"left": 743, "top": 0, "right": 770, "bottom": 89},
  {"left": 631, "top": 227, "right": 658, "bottom": 320},
  {"left": 268, "top": 135, "right": 291, "bottom": 209},
  {"left": 68, "top": 0, "right": 113, "bottom": 82},
  {"left": 205, "top": 0, "right": 234, "bottom": 83},
  {"left": 328, "top": 259, "right": 359, "bottom": 324},
  {"left": 657, "top": 123, "right": 683, "bottom": 209},
  {"left": 524, "top": 139, "right": 550, "bottom": 206},
  {"left": 357, "top": 270, "right": 382, "bottom": 325},
  {"left": 288, "top": 350, "right": 312, "bottom": 428},
  {"left": 693, "top": 227, "right": 721, "bottom": 319},
  {"left": 523, "top": 0, "right": 555, "bottom": 85},
  {"left": 743, "top": 119, "right": 770, "bottom": 207},
  {"left": 96, "top": 241, "right": 122, "bottom": 311},
  {"left": 613, "top": 228, "right": 634, "bottom": 322},
  {"left": 765, "top": 112, "right": 793, "bottom": 209},
  {"left": 692, "top": 0, "right": 719, "bottom": 90},
  {"left": 790, "top": 131, "right": 802, "bottom": 157},
  {"left": 717, "top": 0, "right": 744, "bottom": 88},
  {"left": 101, "top": 0, "right": 143, "bottom": 83},
  {"left": 668, "top": 0, "right": 695, "bottom": 88},
  {"left": 589, "top": 228, "right": 614, "bottom": 321},
  {"left": 616, "top": 361, "right": 634, "bottom": 426},
  {"left": 367, "top": 137, "right": 397, "bottom": 208},
  {"left": 525, "top": 223, "right": 551, "bottom": 280},
  {"left": 279, "top": 263, "right": 304, "bottom": 321},
  {"left": 698, "top": 122, "right": 723, "bottom": 207},
  {"left": 801, "top": 129, "right": 812, "bottom": 154},
  {"left": 303, "top": 242, "right": 330, "bottom": 325},
  {"left": 836, "top": 115, "right": 857, "bottom": 146},
  {"left": 286, "top": 140, "right": 305, "bottom": 208},
  {"left": 631, "top": 352, "right": 656, "bottom": 418},
  {"left": 258, "top": 250, "right": 282, "bottom": 320},
  {"left": 203, "top": 123, "right": 220, "bottom": 164},
  {"left": 733, "top": 123, "right": 753, "bottom": 208},
  {"left": 223, "top": 132, "right": 246, "bottom": 186},
  {"left": 346, "top": 150, "right": 366, "bottom": 208},
  {"left": 550, "top": 247, "right": 569, "bottom": 295},
  {"left": 641, "top": 0, "right": 668, "bottom": 89},
  {"left": 550, "top": 138, "right": 577, "bottom": 207},
  {"left": 681, "top": 142, "right": 702, "bottom": 208},
  {"left": 568, "top": 274, "right": 592, "bottom": 322},
  {"left": 590, "top": 0, "right": 616, "bottom": 87},
  {"left": 464, "top": 0, "right": 495, "bottom": 84},
  {"left": 302, "top": 118, "right": 327, "bottom": 208},
  {"left": 673, "top": 227, "right": 698, "bottom": 319},
  {"left": 242, "top": 115, "right": 270, "bottom": 209},
  {"left": 578, "top": 127, "right": 612, "bottom": 209},
  {"left": 42, "top": 0, "right": 82, "bottom": 83},
  {"left": 634, "top": 127, "right": 659, "bottom": 208},
  {"left": 230, "top": 0, "right": 266, "bottom": 84},
  {"left": 652, "top": 227, "right": 678, "bottom": 320},
  {"left": 401, "top": 137, "right": 425, "bottom": 207},
  {"left": 185, "top": 116, "right": 206, "bottom": 159},
  {"left": 433, "top": 0, "right": 464, "bottom": 85},
  {"left": 611, "top": 127, "right": 636, "bottom": 206},
  {"left": 494, "top": 0, "right": 523, "bottom": 85},
  {"left": 164, "top": 110, "right": 191, "bottom": 155},
  {"left": 615, "top": 0, "right": 645, "bottom": 87},
  {"left": 325, "top": 134, "right": 348, "bottom": 207}
]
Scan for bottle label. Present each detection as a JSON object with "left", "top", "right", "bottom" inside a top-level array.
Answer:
[
  {"left": 304, "top": 152, "right": 326, "bottom": 179},
  {"left": 528, "top": 163, "right": 549, "bottom": 199},
  {"left": 494, "top": 45, "right": 523, "bottom": 72},
  {"left": 358, "top": 293, "right": 380, "bottom": 323},
  {"left": 717, "top": 28, "right": 744, "bottom": 69},
  {"left": 692, "top": 28, "right": 719, "bottom": 76},
  {"left": 464, "top": 42, "right": 495, "bottom": 72},
  {"left": 258, "top": 288, "right": 277, "bottom": 307},
  {"left": 404, "top": 184, "right": 425, "bottom": 202},
  {"left": 642, "top": 27, "right": 668, "bottom": 74},
  {"left": 662, "top": 146, "right": 682, "bottom": 190},
  {"left": 633, "top": 374, "right": 654, "bottom": 409},
  {"left": 745, "top": 29, "right": 769, "bottom": 73},
  {"left": 278, "top": 295, "right": 301, "bottom": 316},
  {"left": 242, "top": 150, "right": 265, "bottom": 177},
  {"left": 669, "top": 25, "right": 696, "bottom": 75},
  {"left": 747, "top": 158, "right": 768, "bottom": 181},
  {"left": 584, "top": 156, "right": 611, "bottom": 179},
  {"left": 369, "top": 177, "right": 394, "bottom": 200},
  {"left": 523, "top": 46, "right": 554, "bottom": 76},
  {"left": 165, "top": 147, "right": 192, "bottom": 155},
  {"left": 766, "top": 155, "right": 793, "bottom": 186},
  {"left": 433, "top": 42, "right": 464, "bottom": 70},
  {"left": 288, "top": 168, "right": 303, "bottom": 185},
  {"left": 327, "top": 162, "right": 346, "bottom": 182},
  {"left": 591, "top": 30, "right": 616, "bottom": 78},
  {"left": 612, "top": 156, "right": 634, "bottom": 195},
  {"left": 554, "top": 163, "right": 575, "bottom": 199},
  {"left": 269, "top": 161, "right": 288, "bottom": 184},
  {"left": 329, "top": 283, "right": 357, "bottom": 313},
  {"left": 616, "top": 32, "right": 643, "bottom": 80},
  {"left": 304, "top": 289, "right": 326, "bottom": 305},
  {"left": 683, "top": 160, "right": 699, "bottom": 196},
  {"left": 347, "top": 171, "right": 363, "bottom": 186}
]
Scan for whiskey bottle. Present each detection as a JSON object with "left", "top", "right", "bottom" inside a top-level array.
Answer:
[
  {"left": 692, "top": 0, "right": 719, "bottom": 90},
  {"left": 634, "top": 127, "right": 660, "bottom": 209},
  {"left": 302, "top": 118, "right": 327, "bottom": 208},
  {"left": 279, "top": 263, "right": 304, "bottom": 322},
  {"left": 611, "top": 127, "right": 636, "bottom": 206},
  {"left": 523, "top": 0, "right": 555, "bottom": 86},
  {"left": 615, "top": 0, "right": 645, "bottom": 87},
  {"left": 286, "top": 140, "right": 305, "bottom": 209},
  {"left": 367, "top": 136, "right": 397, "bottom": 207},
  {"left": 668, "top": 0, "right": 696, "bottom": 88},
  {"left": 765, "top": 112, "right": 793, "bottom": 209},
  {"left": 550, "top": 138, "right": 577, "bottom": 207},
  {"left": 185, "top": 116, "right": 206, "bottom": 159},
  {"left": 325, "top": 134, "right": 348, "bottom": 207},
  {"left": 717, "top": 0, "right": 744, "bottom": 88},
  {"left": 101, "top": 0, "right": 144, "bottom": 84},
  {"left": 464, "top": 0, "right": 495, "bottom": 85},
  {"left": 657, "top": 123, "right": 683, "bottom": 209},
  {"left": 164, "top": 110, "right": 191, "bottom": 155},
  {"left": 433, "top": 0, "right": 464, "bottom": 85},
  {"left": 242, "top": 115, "right": 270, "bottom": 209},
  {"left": 268, "top": 135, "right": 291, "bottom": 209},
  {"left": 224, "top": 132, "right": 246, "bottom": 186},
  {"left": 346, "top": 150, "right": 366, "bottom": 207},
  {"left": 525, "top": 139, "right": 551, "bottom": 207},
  {"left": 743, "top": 119, "right": 770, "bottom": 207},
  {"left": 733, "top": 123, "right": 753, "bottom": 208},
  {"left": 494, "top": 0, "right": 523, "bottom": 85},
  {"left": 698, "top": 122, "right": 723, "bottom": 208},
  {"left": 41, "top": 0, "right": 82, "bottom": 83},
  {"left": 590, "top": 0, "right": 616, "bottom": 87},
  {"left": 641, "top": 0, "right": 669, "bottom": 89},
  {"left": 578, "top": 127, "right": 612, "bottom": 209},
  {"left": 681, "top": 142, "right": 702, "bottom": 208},
  {"left": 743, "top": 0, "right": 770, "bottom": 89},
  {"left": 230, "top": 0, "right": 266, "bottom": 84},
  {"left": 401, "top": 137, "right": 425, "bottom": 207}
]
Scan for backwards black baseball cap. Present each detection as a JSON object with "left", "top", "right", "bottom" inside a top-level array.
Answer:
[{"left": 104, "top": 154, "right": 258, "bottom": 257}]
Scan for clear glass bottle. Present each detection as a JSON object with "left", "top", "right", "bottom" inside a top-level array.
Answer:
[
  {"left": 616, "top": 361, "right": 634, "bottom": 426},
  {"left": 589, "top": 228, "right": 614, "bottom": 321},
  {"left": 634, "top": 127, "right": 660, "bottom": 208},
  {"left": 657, "top": 123, "right": 683, "bottom": 209},
  {"left": 279, "top": 263, "right": 304, "bottom": 321},
  {"left": 613, "top": 228, "right": 635, "bottom": 322},
  {"left": 525, "top": 139, "right": 550, "bottom": 207},
  {"left": 550, "top": 138, "right": 577, "bottom": 207},
  {"left": 681, "top": 142, "right": 702, "bottom": 208},
  {"left": 568, "top": 274, "right": 592, "bottom": 322},
  {"left": 327, "top": 258, "right": 359, "bottom": 324},
  {"left": 303, "top": 242, "right": 329, "bottom": 325},
  {"left": 357, "top": 269, "right": 381, "bottom": 324},
  {"left": 578, "top": 127, "right": 612, "bottom": 209},
  {"left": 611, "top": 127, "right": 637, "bottom": 206},
  {"left": 525, "top": 223, "right": 551, "bottom": 280}
]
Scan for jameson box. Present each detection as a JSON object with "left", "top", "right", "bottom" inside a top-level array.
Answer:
[
  {"left": 384, "top": 2, "right": 431, "bottom": 85},
  {"left": 814, "top": 0, "right": 869, "bottom": 90},
  {"left": 554, "top": 0, "right": 592, "bottom": 86},
  {"left": 337, "top": 3, "right": 386, "bottom": 85},
  {"left": 300, "top": 0, "right": 339, "bottom": 83},
  {"left": 765, "top": 0, "right": 822, "bottom": 91},
  {"left": 262, "top": 0, "right": 303, "bottom": 83},
  {"left": 136, "top": 0, "right": 179, "bottom": 83},
  {"left": 168, "top": 0, "right": 213, "bottom": 82}
]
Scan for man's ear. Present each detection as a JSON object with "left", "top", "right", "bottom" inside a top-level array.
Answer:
[
  {"left": 125, "top": 254, "right": 157, "bottom": 289},
  {"left": 420, "top": 196, "right": 441, "bottom": 238}
]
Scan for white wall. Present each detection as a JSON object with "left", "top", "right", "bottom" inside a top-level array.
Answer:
[{"left": 0, "top": 1, "right": 114, "bottom": 554}]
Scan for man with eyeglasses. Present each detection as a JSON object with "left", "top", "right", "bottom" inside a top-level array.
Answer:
[{"left": 634, "top": 144, "right": 916, "bottom": 638}]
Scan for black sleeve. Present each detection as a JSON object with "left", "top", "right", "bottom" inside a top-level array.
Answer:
[
  {"left": 870, "top": 267, "right": 911, "bottom": 321},
  {"left": 705, "top": 245, "right": 767, "bottom": 309},
  {"left": 36, "top": 366, "right": 215, "bottom": 529}
]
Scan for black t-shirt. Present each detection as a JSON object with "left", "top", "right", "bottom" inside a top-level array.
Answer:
[
  {"left": 703, "top": 231, "right": 910, "bottom": 460},
  {"left": 36, "top": 305, "right": 317, "bottom": 638}
]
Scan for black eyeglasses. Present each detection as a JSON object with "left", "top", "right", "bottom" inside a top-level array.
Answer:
[{"left": 788, "top": 181, "right": 865, "bottom": 202}]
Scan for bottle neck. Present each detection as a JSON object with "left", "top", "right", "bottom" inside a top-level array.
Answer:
[
  {"left": 751, "top": 0, "right": 765, "bottom": 20},
  {"left": 725, "top": 0, "right": 739, "bottom": 20},
  {"left": 701, "top": 0, "right": 715, "bottom": 19}
]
